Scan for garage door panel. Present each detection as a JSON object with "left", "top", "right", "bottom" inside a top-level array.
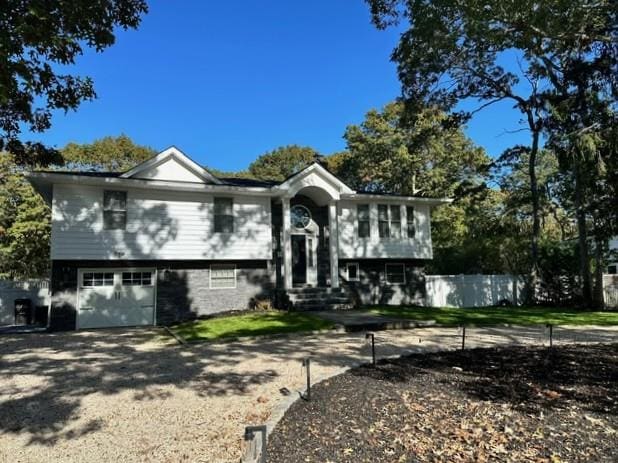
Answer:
[{"left": 78, "top": 268, "right": 155, "bottom": 329}]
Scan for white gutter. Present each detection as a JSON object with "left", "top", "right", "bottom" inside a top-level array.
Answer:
[
  {"left": 340, "top": 193, "right": 452, "bottom": 205},
  {"left": 25, "top": 172, "right": 277, "bottom": 197}
]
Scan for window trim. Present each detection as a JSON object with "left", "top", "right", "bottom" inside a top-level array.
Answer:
[
  {"left": 378, "top": 204, "right": 390, "bottom": 239},
  {"left": 103, "top": 190, "right": 127, "bottom": 231},
  {"left": 385, "top": 263, "right": 406, "bottom": 285},
  {"left": 357, "top": 204, "right": 370, "bottom": 238},
  {"left": 209, "top": 264, "right": 237, "bottom": 289},
  {"left": 346, "top": 262, "right": 360, "bottom": 282},
  {"left": 390, "top": 204, "right": 402, "bottom": 239},
  {"left": 406, "top": 205, "right": 416, "bottom": 239},
  {"left": 214, "top": 197, "right": 234, "bottom": 234}
]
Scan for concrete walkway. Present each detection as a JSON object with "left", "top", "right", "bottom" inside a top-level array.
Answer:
[
  {"left": 0, "top": 325, "right": 616, "bottom": 463},
  {"left": 311, "top": 309, "right": 436, "bottom": 331}
]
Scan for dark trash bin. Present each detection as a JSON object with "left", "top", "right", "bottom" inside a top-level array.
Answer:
[
  {"left": 34, "top": 305, "right": 49, "bottom": 326},
  {"left": 14, "top": 298, "right": 33, "bottom": 325}
]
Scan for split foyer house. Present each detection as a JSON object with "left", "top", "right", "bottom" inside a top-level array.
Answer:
[{"left": 28, "top": 147, "right": 449, "bottom": 330}]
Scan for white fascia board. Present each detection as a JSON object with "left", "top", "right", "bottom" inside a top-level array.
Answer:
[
  {"left": 120, "top": 146, "right": 223, "bottom": 184},
  {"left": 26, "top": 172, "right": 275, "bottom": 196},
  {"left": 277, "top": 163, "right": 354, "bottom": 195},
  {"left": 340, "top": 193, "right": 453, "bottom": 206}
]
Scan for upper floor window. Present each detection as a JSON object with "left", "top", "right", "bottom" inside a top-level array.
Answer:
[
  {"left": 103, "top": 190, "right": 127, "bottom": 230},
  {"left": 357, "top": 204, "right": 370, "bottom": 238},
  {"left": 390, "top": 205, "right": 401, "bottom": 238},
  {"left": 406, "top": 206, "right": 416, "bottom": 238},
  {"left": 378, "top": 205, "right": 390, "bottom": 238},
  {"left": 214, "top": 197, "right": 234, "bottom": 233}
]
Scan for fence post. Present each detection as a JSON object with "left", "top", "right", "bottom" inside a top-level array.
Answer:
[{"left": 461, "top": 325, "right": 466, "bottom": 350}]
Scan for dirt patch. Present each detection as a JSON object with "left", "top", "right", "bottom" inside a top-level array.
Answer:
[{"left": 268, "top": 344, "right": 618, "bottom": 463}]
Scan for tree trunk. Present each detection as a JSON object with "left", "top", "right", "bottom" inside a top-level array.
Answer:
[
  {"left": 574, "top": 161, "right": 593, "bottom": 307},
  {"left": 592, "top": 232, "right": 606, "bottom": 309},
  {"left": 526, "top": 128, "right": 541, "bottom": 304}
]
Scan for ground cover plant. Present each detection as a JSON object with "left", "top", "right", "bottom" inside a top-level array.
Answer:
[{"left": 269, "top": 343, "right": 618, "bottom": 462}]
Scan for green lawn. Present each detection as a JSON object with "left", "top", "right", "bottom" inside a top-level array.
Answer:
[
  {"left": 169, "top": 311, "right": 335, "bottom": 342},
  {"left": 369, "top": 305, "right": 618, "bottom": 326}
]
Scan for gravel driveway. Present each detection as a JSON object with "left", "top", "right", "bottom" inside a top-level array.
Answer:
[{"left": 0, "top": 325, "right": 616, "bottom": 462}]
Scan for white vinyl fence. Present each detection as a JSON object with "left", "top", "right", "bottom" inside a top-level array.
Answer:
[
  {"left": 424, "top": 274, "right": 524, "bottom": 308},
  {"left": 604, "top": 275, "right": 618, "bottom": 308},
  {"left": 0, "top": 279, "right": 50, "bottom": 325}
]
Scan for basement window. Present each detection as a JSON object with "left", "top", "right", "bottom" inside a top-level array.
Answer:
[
  {"left": 385, "top": 264, "right": 406, "bottom": 284},
  {"left": 210, "top": 264, "right": 237, "bottom": 289}
]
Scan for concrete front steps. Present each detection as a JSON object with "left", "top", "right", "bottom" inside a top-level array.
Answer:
[{"left": 287, "top": 287, "right": 354, "bottom": 311}]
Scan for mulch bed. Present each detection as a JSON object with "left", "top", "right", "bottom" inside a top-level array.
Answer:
[{"left": 268, "top": 344, "right": 618, "bottom": 463}]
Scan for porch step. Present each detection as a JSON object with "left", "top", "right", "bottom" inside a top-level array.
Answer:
[{"left": 286, "top": 287, "right": 354, "bottom": 311}]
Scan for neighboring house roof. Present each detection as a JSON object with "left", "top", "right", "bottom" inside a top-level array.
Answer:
[{"left": 26, "top": 147, "right": 452, "bottom": 206}]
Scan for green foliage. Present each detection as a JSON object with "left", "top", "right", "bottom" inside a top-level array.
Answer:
[
  {"left": 0, "top": 153, "right": 50, "bottom": 278},
  {"left": 60, "top": 134, "right": 156, "bottom": 171},
  {"left": 369, "top": 305, "right": 618, "bottom": 326},
  {"left": 170, "top": 311, "right": 335, "bottom": 342},
  {"left": 248, "top": 145, "right": 319, "bottom": 181},
  {"left": 0, "top": 1, "right": 148, "bottom": 153},
  {"left": 342, "top": 102, "right": 490, "bottom": 197}
]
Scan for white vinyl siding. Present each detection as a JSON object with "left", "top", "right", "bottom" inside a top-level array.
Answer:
[
  {"left": 51, "top": 184, "right": 272, "bottom": 260},
  {"left": 338, "top": 200, "right": 432, "bottom": 259}
]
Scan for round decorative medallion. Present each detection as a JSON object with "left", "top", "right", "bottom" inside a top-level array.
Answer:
[{"left": 290, "top": 205, "right": 311, "bottom": 229}]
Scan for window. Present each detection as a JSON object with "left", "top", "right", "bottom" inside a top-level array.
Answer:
[
  {"left": 210, "top": 264, "right": 236, "bottom": 289},
  {"left": 103, "top": 191, "right": 127, "bottom": 230},
  {"left": 406, "top": 206, "right": 416, "bottom": 238},
  {"left": 385, "top": 264, "right": 406, "bottom": 284},
  {"left": 82, "top": 272, "right": 114, "bottom": 287},
  {"left": 378, "top": 205, "right": 390, "bottom": 238},
  {"left": 214, "top": 197, "right": 234, "bottom": 233},
  {"left": 122, "top": 272, "right": 152, "bottom": 286},
  {"left": 390, "top": 205, "right": 401, "bottom": 238},
  {"left": 608, "top": 265, "right": 617, "bottom": 275},
  {"left": 357, "top": 204, "right": 370, "bottom": 238},
  {"left": 346, "top": 263, "right": 360, "bottom": 281}
]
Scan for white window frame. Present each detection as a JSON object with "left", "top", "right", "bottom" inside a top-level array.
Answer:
[
  {"left": 385, "top": 263, "right": 406, "bottom": 284},
  {"left": 346, "top": 262, "right": 360, "bottom": 282},
  {"left": 209, "top": 264, "right": 237, "bottom": 289},
  {"left": 103, "top": 190, "right": 127, "bottom": 231}
]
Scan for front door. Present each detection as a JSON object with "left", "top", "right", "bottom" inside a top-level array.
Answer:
[{"left": 292, "top": 235, "right": 307, "bottom": 285}]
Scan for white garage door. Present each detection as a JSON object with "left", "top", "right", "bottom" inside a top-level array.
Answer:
[{"left": 77, "top": 268, "right": 156, "bottom": 329}]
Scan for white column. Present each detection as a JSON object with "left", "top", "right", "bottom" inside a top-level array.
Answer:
[
  {"left": 328, "top": 201, "right": 339, "bottom": 288},
  {"left": 282, "top": 198, "right": 293, "bottom": 289}
]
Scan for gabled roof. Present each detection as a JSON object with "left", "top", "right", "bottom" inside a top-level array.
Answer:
[
  {"left": 277, "top": 162, "right": 355, "bottom": 194},
  {"left": 120, "top": 146, "right": 223, "bottom": 184}
]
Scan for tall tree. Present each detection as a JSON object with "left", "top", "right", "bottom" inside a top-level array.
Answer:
[
  {"left": 0, "top": 0, "right": 148, "bottom": 157},
  {"left": 248, "top": 145, "right": 319, "bottom": 181},
  {"left": 365, "top": 0, "right": 617, "bottom": 302},
  {"left": 61, "top": 134, "right": 155, "bottom": 171},
  {"left": 341, "top": 102, "right": 489, "bottom": 197},
  {"left": 0, "top": 153, "right": 50, "bottom": 278}
]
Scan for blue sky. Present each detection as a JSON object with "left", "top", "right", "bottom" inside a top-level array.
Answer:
[{"left": 28, "top": 1, "right": 530, "bottom": 172}]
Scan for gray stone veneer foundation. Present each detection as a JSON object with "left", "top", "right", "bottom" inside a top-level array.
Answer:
[{"left": 49, "top": 260, "right": 274, "bottom": 330}]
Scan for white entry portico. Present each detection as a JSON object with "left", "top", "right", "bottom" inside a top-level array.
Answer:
[{"left": 274, "top": 163, "right": 354, "bottom": 290}]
